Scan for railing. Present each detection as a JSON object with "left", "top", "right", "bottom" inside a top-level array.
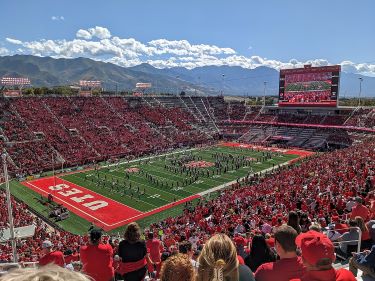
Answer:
[{"left": 325, "top": 226, "right": 362, "bottom": 261}]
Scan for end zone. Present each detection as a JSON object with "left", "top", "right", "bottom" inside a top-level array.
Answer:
[{"left": 21, "top": 176, "right": 200, "bottom": 231}]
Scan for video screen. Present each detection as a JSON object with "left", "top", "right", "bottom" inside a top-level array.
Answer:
[{"left": 278, "top": 65, "right": 340, "bottom": 107}]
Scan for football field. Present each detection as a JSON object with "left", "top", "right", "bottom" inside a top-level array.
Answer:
[{"left": 15, "top": 143, "right": 311, "bottom": 234}]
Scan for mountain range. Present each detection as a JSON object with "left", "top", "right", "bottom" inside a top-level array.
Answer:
[{"left": 0, "top": 55, "right": 374, "bottom": 97}]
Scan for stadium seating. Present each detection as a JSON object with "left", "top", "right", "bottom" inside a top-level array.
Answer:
[
  {"left": 2, "top": 96, "right": 375, "bottom": 177},
  {"left": 0, "top": 95, "right": 374, "bottom": 281},
  {"left": 0, "top": 137, "right": 373, "bottom": 269},
  {"left": 0, "top": 96, "right": 218, "bottom": 176}
]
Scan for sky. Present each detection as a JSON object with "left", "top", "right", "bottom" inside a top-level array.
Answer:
[{"left": 0, "top": 0, "right": 374, "bottom": 75}]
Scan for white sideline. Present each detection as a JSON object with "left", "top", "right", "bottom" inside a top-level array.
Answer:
[{"left": 101, "top": 147, "right": 201, "bottom": 169}]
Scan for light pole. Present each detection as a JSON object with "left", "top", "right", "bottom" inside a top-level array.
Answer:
[
  {"left": 358, "top": 77, "right": 363, "bottom": 107},
  {"left": 221, "top": 74, "right": 225, "bottom": 96},
  {"left": 176, "top": 76, "right": 180, "bottom": 95},
  {"left": 263, "top": 81, "right": 267, "bottom": 107},
  {"left": 2, "top": 150, "right": 18, "bottom": 263}
]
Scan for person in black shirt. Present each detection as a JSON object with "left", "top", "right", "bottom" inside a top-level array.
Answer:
[{"left": 117, "top": 222, "right": 153, "bottom": 281}]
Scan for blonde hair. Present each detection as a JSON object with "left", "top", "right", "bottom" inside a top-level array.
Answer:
[
  {"left": 160, "top": 254, "right": 195, "bottom": 281},
  {"left": 309, "top": 223, "right": 322, "bottom": 232},
  {"left": 0, "top": 265, "right": 91, "bottom": 281},
  {"left": 196, "top": 234, "right": 239, "bottom": 281}
]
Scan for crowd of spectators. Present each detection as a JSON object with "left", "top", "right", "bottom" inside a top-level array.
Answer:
[
  {"left": 1, "top": 96, "right": 375, "bottom": 280},
  {"left": 1, "top": 96, "right": 375, "bottom": 176},
  {"left": 345, "top": 108, "right": 375, "bottom": 129},
  {"left": 0, "top": 97, "right": 213, "bottom": 176},
  {"left": 0, "top": 137, "right": 374, "bottom": 280}
]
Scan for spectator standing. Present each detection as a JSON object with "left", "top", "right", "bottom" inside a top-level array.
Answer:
[
  {"left": 38, "top": 240, "right": 65, "bottom": 267},
  {"left": 118, "top": 222, "right": 153, "bottom": 281},
  {"left": 146, "top": 232, "right": 163, "bottom": 276},
  {"left": 350, "top": 197, "right": 370, "bottom": 221},
  {"left": 80, "top": 229, "right": 114, "bottom": 281},
  {"left": 255, "top": 225, "right": 305, "bottom": 281}
]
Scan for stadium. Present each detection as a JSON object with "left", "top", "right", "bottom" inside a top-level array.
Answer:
[
  {"left": 1, "top": 2, "right": 375, "bottom": 280},
  {"left": 0, "top": 63, "right": 374, "bottom": 280}
]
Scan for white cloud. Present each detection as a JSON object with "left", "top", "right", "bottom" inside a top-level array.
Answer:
[
  {"left": 88, "top": 26, "right": 111, "bottom": 39},
  {"left": 3, "top": 26, "right": 375, "bottom": 76},
  {"left": 76, "top": 26, "right": 111, "bottom": 40},
  {"left": 51, "top": 16, "right": 64, "bottom": 21},
  {"left": 6, "top": 38, "right": 22, "bottom": 45},
  {"left": 76, "top": 29, "right": 92, "bottom": 40},
  {"left": 0, "top": 47, "right": 9, "bottom": 55},
  {"left": 148, "top": 39, "right": 236, "bottom": 56}
]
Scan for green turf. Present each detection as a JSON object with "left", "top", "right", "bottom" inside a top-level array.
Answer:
[
  {"left": 4, "top": 181, "right": 89, "bottom": 235},
  {"left": 62, "top": 146, "right": 297, "bottom": 212},
  {"left": 7, "top": 145, "right": 298, "bottom": 235}
]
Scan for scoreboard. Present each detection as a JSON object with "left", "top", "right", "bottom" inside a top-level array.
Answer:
[{"left": 278, "top": 65, "right": 341, "bottom": 107}]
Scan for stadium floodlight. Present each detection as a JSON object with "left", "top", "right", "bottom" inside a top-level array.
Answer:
[
  {"left": 263, "top": 81, "right": 267, "bottom": 107},
  {"left": 358, "top": 77, "right": 363, "bottom": 107},
  {"left": 221, "top": 74, "right": 225, "bottom": 96},
  {"left": 1, "top": 151, "right": 18, "bottom": 262}
]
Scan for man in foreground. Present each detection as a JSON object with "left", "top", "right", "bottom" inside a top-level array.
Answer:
[
  {"left": 290, "top": 230, "right": 356, "bottom": 281},
  {"left": 254, "top": 225, "right": 305, "bottom": 281}
]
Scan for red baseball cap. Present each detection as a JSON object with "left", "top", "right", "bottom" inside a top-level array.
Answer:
[{"left": 295, "top": 231, "right": 335, "bottom": 266}]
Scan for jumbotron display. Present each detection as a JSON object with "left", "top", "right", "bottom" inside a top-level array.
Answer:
[{"left": 278, "top": 65, "right": 341, "bottom": 107}]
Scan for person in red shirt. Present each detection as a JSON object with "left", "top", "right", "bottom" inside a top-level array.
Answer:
[
  {"left": 265, "top": 233, "right": 275, "bottom": 248},
  {"left": 350, "top": 197, "right": 370, "bottom": 221},
  {"left": 38, "top": 240, "right": 65, "bottom": 267},
  {"left": 335, "top": 219, "right": 349, "bottom": 235},
  {"left": 80, "top": 229, "right": 114, "bottom": 281},
  {"left": 290, "top": 230, "right": 356, "bottom": 281},
  {"left": 64, "top": 249, "right": 79, "bottom": 265},
  {"left": 146, "top": 232, "right": 163, "bottom": 276},
  {"left": 255, "top": 225, "right": 305, "bottom": 281},
  {"left": 233, "top": 233, "right": 247, "bottom": 258},
  {"left": 164, "top": 234, "right": 176, "bottom": 249}
]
